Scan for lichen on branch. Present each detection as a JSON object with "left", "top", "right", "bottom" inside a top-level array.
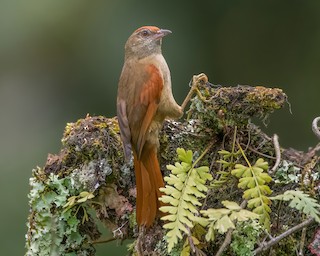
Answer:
[{"left": 25, "top": 83, "right": 320, "bottom": 256}]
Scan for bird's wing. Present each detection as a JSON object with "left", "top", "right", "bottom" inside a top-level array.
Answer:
[
  {"left": 117, "top": 97, "right": 132, "bottom": 160},
  {"left": 128, "top": 63, "right": 163, "bottom": 158}
]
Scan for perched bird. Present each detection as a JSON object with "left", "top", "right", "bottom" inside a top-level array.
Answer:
[{"left": 117, "top": 26, "right": 207, "bottom": 227}]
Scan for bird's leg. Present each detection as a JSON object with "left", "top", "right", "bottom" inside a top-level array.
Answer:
[{"left": 180, "top": 73, "right": 209, "bottom": 111}]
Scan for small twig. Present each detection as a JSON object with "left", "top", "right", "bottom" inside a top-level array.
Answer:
[
  {"left": 192, "top": 140, "right": 214, "bottom": 168},
  {"left": 214, "top": 229, "right": 233, "bottom": 256},
  {"left": 312, "top": 117, "right": 320, "bottom": 140},
  {"left": 112, "top": 221, "right": 128, "bottom": 238},
  {"left": 265, "top": 230, "right": 274, "bottom": 240},
  {"left": 270, "top": 134, "right": 281, "bottom": 174},
  {"left": 241, "top": 144, "right": 276, "bottom": 160},
  {"left": 185, "top": 226, "right": 196, "bottom": 254},
  {"left": 214, "top": 201, "right": 247, "bottom": 256},
  {"left": 298, "top": 227, "right": 307, "bottom": 256},
  {"left": 90, "top": 221, "right": 128, "bottom": 245},
  {"left": 307, "top": 142, "right": 320, "bottom": 159},
  {"left": 90, "top": 237, "right": 117, "bottom": 245},
  {"left": 254, "top": 217, "right": 315, "bottom": 255},
  {"left": 244, "top": 128, "right": 251, "bottom": 151}
]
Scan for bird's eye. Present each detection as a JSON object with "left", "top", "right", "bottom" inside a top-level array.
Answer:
[{"left": 140, "top": 29, "right": 150, "bottom": 37}]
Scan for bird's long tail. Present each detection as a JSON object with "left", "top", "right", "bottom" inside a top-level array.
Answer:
[{"left": 133, "top": 145, "right": 164, "bottom": 227}]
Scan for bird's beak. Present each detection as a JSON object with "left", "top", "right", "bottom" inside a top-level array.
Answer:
[{"left": 154, "top": 29, "right": 172, "bottom": 40}]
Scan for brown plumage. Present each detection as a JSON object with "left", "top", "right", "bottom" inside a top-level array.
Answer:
[{"left": 117, "top": 26, "right": 183, "bottom": 227}]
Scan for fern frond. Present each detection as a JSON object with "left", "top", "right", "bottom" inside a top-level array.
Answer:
[
  {"left": 180, "top": 236, "right": 201, "bottom": 256},
  {"left": 231, "top": 157, "right": 272, "bottom": 230},
  {"left": 201, "top": 200, "right": 259, "bottom": 241},
  {"left": 159, "top": 148, "right": 213, "bottom": 253},
  {"left": 270, "top": 190, "right": 320, "bottom": 223},
  {"left": 212, "top": 148, "right": 241, "bottom": 188},
  {"left": 212, "top": 127, "right": 240, "bottom": 188}
]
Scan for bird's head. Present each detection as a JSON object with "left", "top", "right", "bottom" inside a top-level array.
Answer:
[{"left": 125, "top": 26, "right": 171, "bottom": 59}]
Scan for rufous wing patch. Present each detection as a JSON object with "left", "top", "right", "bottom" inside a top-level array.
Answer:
[{"left": 136, "top": 64, "right": 163, "bottom": 158}]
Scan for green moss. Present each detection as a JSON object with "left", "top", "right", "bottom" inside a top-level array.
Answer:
[
  {"left": 272, "top": 236, "right": 298, "bottom": 256},
  {"left": 159, "top": 119, "right": 209, "bottom": 173},
  {"left": 26, "top": 115, "right": 135, "bottom": 255},
  {"left": 230, "top": 220, "right": 263, "bottom": 256},
  {"left": 26, "top": 84, "right": 318, "bottom": 256},
  {"left": 188, "top": 85, "right": 287, "bottom": 131},
  {"left": 61, "top": 116, "right": 123, "bottom": 169}
]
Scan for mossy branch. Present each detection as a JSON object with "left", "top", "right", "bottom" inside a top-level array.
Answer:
[
  {"left": 25, "top": 82, "right": 320, "bottom": 256},
  {"left": 254, "top": 217, "right": 315, "bottom": 255}
]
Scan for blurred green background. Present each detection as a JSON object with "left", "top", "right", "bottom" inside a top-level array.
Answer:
[{"left": 1, "top": 0, "right": 319, "bottom": 255}]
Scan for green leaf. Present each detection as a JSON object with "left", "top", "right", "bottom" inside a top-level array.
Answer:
[
  {"left": 161, "top": 214, "right": 177, "bottom": 222},
  {"left": 243, "top": 187, "right": 260, "bottom": 199},
  {"left": 231, "top": 156, "right": 272, "bottom": 230},
  {"left": 159, "top": 206, "right": 178, "bottom": 214},
  {"left": 217, "top": 159, "right": 232, "bottom": 168},
  {"left": 79, "top": 191, "right": 90, "bottom": 197},
  {"left": 259, "top": 172, "right": 272, "bottom": 183},
  {"left": 201, "top": 208, "right": 230, "bottom": 220},
  {"left": 180, "top": 215, "right": 194, "bottom": 228},
  {"left": 196, "top": 166, "right": 213, "bottom": 181},
  {"left": 214, "top": 215, "right": 235, "bottom": 234},
  {"left": 160, "top": 185, "right": 181, "bottom": 199},
  {"left": 159, "top": 147, "right": 212, "bottom": 253},
  {"left": 218, "top": 149, "right": 232, "bottom": 157},
  {"left": 259, "top": 185, "right": 272, "bottom": 195},
  {"left": 252, "top": 166, "right": 264, "bottom": 176},
  {"left": 181, "top": 200, "right": 197, "bottom": 213},
  {"left": 177, "top": 148, "right": 193, "bottom": 164},
  {"left": 229, "top": 209, "right": 259, "bottom": 222},
  {"left": 187, "top": 186, "right": 206, "bottom": 198},
  {"left": 165, "top": 174, "right": 185, "bottom": 190},
  {"left": 247, "top": 197, "right": 262, "bottom": 208},
  {"left": 222, "top": 200, "right": 241, "bottom": 210},
  {"left": 254, "top": 158, "right": 269, "bottom": 170},
  {"left": 77, "top": 197, "right": 88, "bottom": 203},
  {"left": 195, "top": 182, "right": 208, "bottom": 192},
  {"left": 205, "top": 222, "right": 215, "bottom": 241},
  {"left": 180, "top": 238, "right": 190, "bottom": 256},
  {"left": 163, "top": 221, "right": 176, "bottom": 230},
  {"left": 194, "top": 216, "right": 209, "bottom": 227},
  {"left": 238, "top": 177, "right": 255, "bottom": 189},
  {"left": 271, "top": 190, "right": 320, "bottom": 223},
  {"left": 166, "top": 227, "right": 182, "bottom": 252},
  {"left": 253, "top": 204, "right": 271, "bottom": 214},
  {"left": 182, "top": 193, "right": 201, "bottom": 206},
  {"left": 159, "top": 195, "right": 179, "bottom": 206},
  {"left": 231, "top": 164, "right": 247, "bottom": 178}
]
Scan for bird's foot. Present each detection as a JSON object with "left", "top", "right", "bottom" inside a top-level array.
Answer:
[
  {"left": 189, "top": 73, "right": 209, "bottom": 89},
  {"left": 188, "top": 73, "right": 210, "bottom": 102},
  {"left": 181, "top": 73, "right": 210, "bottom": 111}
]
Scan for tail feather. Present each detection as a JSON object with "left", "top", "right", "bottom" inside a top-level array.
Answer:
[
  {"left": 133, "top": 146, "right": 164, "bottom": 227},
  {"left": 144, "top": 149, "right": 164, "bottom": 210},
  {"left": 133, "top": 155, "right": 143, "bottom": 225}
]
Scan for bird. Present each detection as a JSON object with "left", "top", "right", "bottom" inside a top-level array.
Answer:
[{"left": 117, "top": 25, "right": 208, "bottom": 228}]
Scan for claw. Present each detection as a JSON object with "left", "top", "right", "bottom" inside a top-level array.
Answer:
[
  {"left": 191, "top": 73, "right": 208, "bottom": 88},
  {"left": 190, "top": 73, "right": 220, "bottom": 89},
  {"left": 181, "top": 73, "right": 210, "bottom": 111}
]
